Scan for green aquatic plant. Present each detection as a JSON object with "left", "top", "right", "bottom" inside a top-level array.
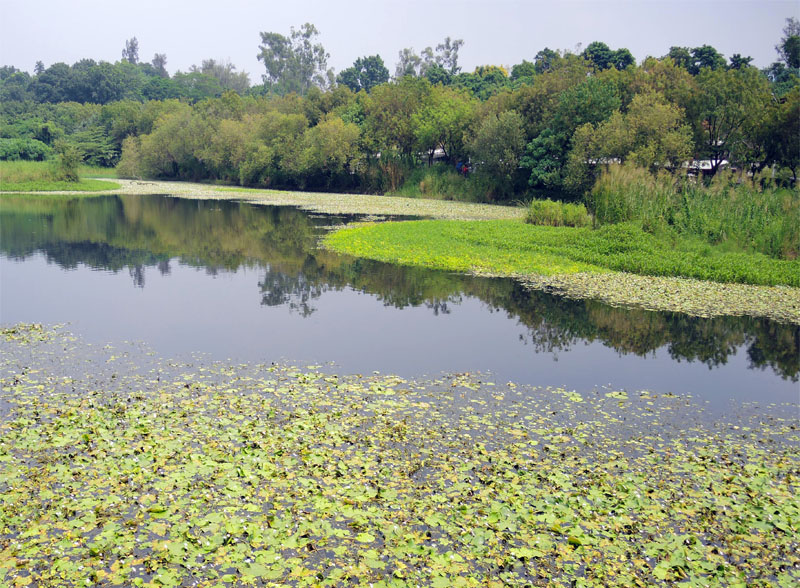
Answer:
[{"left": 0, "top": 325, "right": 798, "bottom": 587}]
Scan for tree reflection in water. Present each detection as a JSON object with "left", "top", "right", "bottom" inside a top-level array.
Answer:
[{"left": 1, "top": 193, "right": 797, "bottom": 381}]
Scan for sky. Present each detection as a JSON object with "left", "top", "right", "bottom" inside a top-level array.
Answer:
[{"left": 1, "top": 0, "right": 798, "bottom": 81}]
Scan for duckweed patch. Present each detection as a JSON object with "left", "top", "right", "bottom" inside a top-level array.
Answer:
[{"left": 1, "top": 325, "right": 799, "bottom": 587}]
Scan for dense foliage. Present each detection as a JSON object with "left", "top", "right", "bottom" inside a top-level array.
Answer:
[{"left": 2, "top": 22, "right": 797, "bottom": 196}]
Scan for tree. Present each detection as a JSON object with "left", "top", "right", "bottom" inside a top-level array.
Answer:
[
  {"left": 583, "top": 42, "right": 634, "bottom": 71},
  {"left": 394, "top": 37, "right": 464, "bottom": 79},
  {"left": 191, "top": 59, "right": 250, "bottom": 94},
  {"left": 777, "top": 17, "right": 800, "bottom": 68},
  {"left": 667, "top": 45, "right": 726, "bottom": 75},
  {"left": 688, "top": 66, "right": 772, "bottom": 174},
  {"left": 451, "top": 65, "right": 509, "bottom": 100},
  {"left": 534, "top": 48, "right": 561, "bottom": 74},
  {"left": 152, "top": 54, "right": 168, "bottom": 78},
  {"left": 434, "top": 37, "right": 464, "bottom": 75},
  {"left": 521, "top": 76, "right": 620, "bottom": 190},
  {"left": 0, "top": 70, "right": 32, "bottom": 102},
  {"left": 728, "top": 54, "right": 753, "bottom": 70},
  {"left": 583, "top": 41, "right": 613, "bottom": 71},
  {"left": 564, "top": 92, "right": 693, "bottom": 194},
  {"left": 412, "top": 85, "right": 477, "bottom": 164},
  {"left": 691, "top": 45, "right": 726, "bottom": 73},
  {"left": 666, "top": 46, "right": 693, "bottom": 71},
  {"left": 468, "top": 110, "right": 526, "bottom": 199},
  {"left": 395, "top": 47, "right": 423, "bottom": 78},
  {"left": 611, "top": 48, "right": 635, "bottom": 71},
  {"left": 510, "top": 60, "right": 537, "bottom": 81},
  {"left": 337, "top": 55, "right": 389, "bottom": 93},
  {"left": 122, "top": 37, "right": 139, "bottom": 65},
  {"left": 364, "top": 76, "right": 431, "bottom": 157},
  {"left": 293, "top": 117, "right": 362, "bottom": 188},
  {"left": 30, "top": 62, "right": 71, "bottom": 102},
  {"left": 34, "top": 61, "right": 45, "bottom": 75},
  {"left": 257, "top": 23, "right": 331, "bottom": 95}
]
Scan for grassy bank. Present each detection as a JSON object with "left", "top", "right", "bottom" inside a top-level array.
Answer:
[
  {"left": 1, "top": 324, "right": 798, "bottom": 587},
  {"left": 324, "top": 219, "right": 800, "bottom": 322},
  {"left": 0, "top": 160, "right": 120, "bottom": 192},
  {"left": 325, "top": 220, "right": 800, "bottom": 287}
]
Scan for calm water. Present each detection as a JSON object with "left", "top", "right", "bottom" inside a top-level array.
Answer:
[{"left": 1, "top": 194, "right": 798, "bottom": 409}]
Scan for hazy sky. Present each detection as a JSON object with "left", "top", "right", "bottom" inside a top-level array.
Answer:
[{"left": 1, "top": 0, "right": 797, "bottom": 81}]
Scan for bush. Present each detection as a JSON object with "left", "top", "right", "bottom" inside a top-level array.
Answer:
[
  {"left": 526, "top": 199, "right": 592, "bottom": 227},
  {"left": 0, "top": 137, "right": 53, "bottom": 161},
  {"left": 51, "top": 141, "right": 83, "bottom": 182}
]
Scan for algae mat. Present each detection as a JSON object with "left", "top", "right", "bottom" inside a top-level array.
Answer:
[{"left": 1, "top": 325, "right": 798, "bottom": 587}]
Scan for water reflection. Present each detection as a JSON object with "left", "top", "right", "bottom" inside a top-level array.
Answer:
[{"left": 1, "top": 193, "right": 797, "bottom": 382}]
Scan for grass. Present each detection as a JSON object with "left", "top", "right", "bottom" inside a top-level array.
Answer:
[
  {"left": 389, "top": 165, "right": 481, "bottom": 202},
  {"left": 324, "top": 219, "right": 800, "bottom": 288},
  {"left": 525, "top": 199, "right": 592, "bottom": 227},
  {"left": 589, "top": 165, "right": 800, "bottom": 260},
  {"left": 0, "top": 160, "right": 120, "bottom": 192},
  {"left": 1, "top": 324, "right": 797, "bottom": 587}
]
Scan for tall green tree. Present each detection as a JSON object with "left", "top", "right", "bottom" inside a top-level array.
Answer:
[
  {"left": 393, "top": 37, "right": 463, "bottom": 79},
  {"left": 412, "top": 85, "right": 477, "bottom": 164},
  {"left": 533, "top": 48, "right": 561, "bottom": 74},
  {"left": 667, "top": 45, "right": 726, "bottom": 75},
  {"left": 583, "top": 42, "right": 634, "bottom": 71},
  {"left": 363, "top": 76, "right": 431, "bottom": 158},
  {"left": 151, "top": 54, "right": 168, "bottom": 78},
  {"left": 521, "top": 76, "right": 620, "bottom": 191},
  {"left": 336, "top": 55, "right": 389, "bottom": 93},
  {"left": 776, "top": 17, "right": 800, "bottom": 68},
  {"left": 191, "top": 59, "right": 250, "bottom": 94},
  {"left": 564, "top": 92, "right": 693, "bottom": 194},
  {"left": 122, "top": 37, "right": 139, "bottom": 65},
  {"left": 257, "top": 23, "right": 332, "bottom": 95},
  {"left": 468, "top": 110, "right": 526, "bottom": 199},
  {"left": 688, "top": 66, "right": 772, "bottom": 174}
]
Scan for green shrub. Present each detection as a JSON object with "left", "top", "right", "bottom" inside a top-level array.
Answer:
[
  {"left": 526, "top": 199, "right": 592, "bottom": 227},
  {"left": 0, "top": 138, "right": 53, "bottom": 161},
  {"left": 51, "top": 142, "right": 83, "bottom": 182}
]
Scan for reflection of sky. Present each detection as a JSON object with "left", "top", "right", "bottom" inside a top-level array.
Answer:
[{"left": 2, "top": 253, "right": 797, "bottom": 414}]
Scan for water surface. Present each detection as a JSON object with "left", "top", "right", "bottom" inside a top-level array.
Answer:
[{"left": 1, "top": 194, "right": 797, "bottom": 411}]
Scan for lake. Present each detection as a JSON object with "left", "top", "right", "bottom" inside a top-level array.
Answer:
[{"left": 1, "top": 193, "right": 797, "bottom": 412}]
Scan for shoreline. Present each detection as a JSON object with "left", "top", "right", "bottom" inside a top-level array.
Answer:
[{"left": 4, "top": 179, "right": 799, "bottom": 324}]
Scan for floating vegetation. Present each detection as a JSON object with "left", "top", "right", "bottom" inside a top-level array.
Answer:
[
  {"left": 520, "top": 272, "right": 800, "bottom": 324},
  {"left": 1, "top": 325, "right": 798, "bottom": 586},
  {"left": 2, "top": 179, "right": 525, "bottom": 221}
]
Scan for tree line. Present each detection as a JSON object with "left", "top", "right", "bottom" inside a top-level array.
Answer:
[{"left": 1, "top": 20, "right": 798, "bottom": 200}]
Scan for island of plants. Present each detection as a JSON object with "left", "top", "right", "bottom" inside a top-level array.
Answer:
[{"left": 324, "top": 167, "right": 800, "bottom": 324}]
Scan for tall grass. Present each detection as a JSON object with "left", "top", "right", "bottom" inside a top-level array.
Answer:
[
  {"left": 0, "top": 160, "right": 119, "bottom": 192},
  {"left": 525, "top": 199, "right": 592, "bottom": 227},
  {"left": 0, "top": 160, "right": 58, "bottom": 184},
  {"left": 389, "top": 164, "right": 481, "bottom": 202},
  {"left": 589, "top": 164, "right": 800, "bottom": 259}
]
